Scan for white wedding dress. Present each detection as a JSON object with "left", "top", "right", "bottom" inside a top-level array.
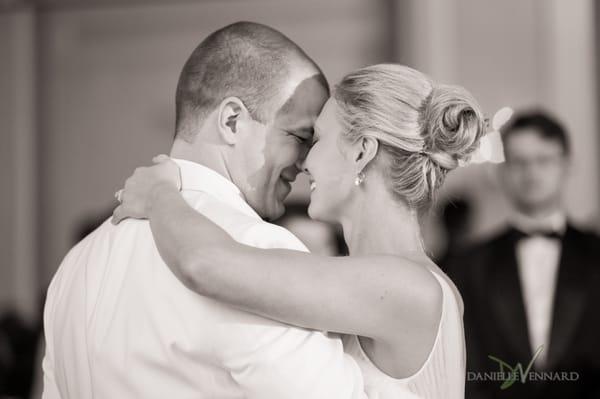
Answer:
[{"left": 343, "top": 270, "right": 466, "bottom": 399}]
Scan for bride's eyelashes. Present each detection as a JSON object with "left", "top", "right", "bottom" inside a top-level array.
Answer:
[{"left": 310, "top": 132, "right": 320, "bottom": 145}]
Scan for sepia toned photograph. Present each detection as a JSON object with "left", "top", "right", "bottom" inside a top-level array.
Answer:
[{"left": 1, "top": 0, "right": 599, "bottom": 398}]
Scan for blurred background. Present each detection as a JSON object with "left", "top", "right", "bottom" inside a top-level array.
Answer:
[{"left": 1, "top": 0, "right": 599, "bottom": 397}]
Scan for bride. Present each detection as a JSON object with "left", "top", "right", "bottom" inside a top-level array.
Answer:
[{"left": 113, "top": 64, "right": 486, "bottom": 398}]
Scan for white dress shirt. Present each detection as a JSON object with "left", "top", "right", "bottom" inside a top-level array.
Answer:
[
  {"left": 42, "top": 159, "right": 366, "bottom": 399},
  {"left": 513, "top": 211, "right": 565, "bottom": 368}
]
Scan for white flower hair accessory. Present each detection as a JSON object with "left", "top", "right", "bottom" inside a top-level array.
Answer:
[{"left": 458, "top": 106, "right": 512, "bottom": 167}]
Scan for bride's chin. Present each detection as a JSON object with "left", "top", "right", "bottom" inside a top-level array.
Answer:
[
  {"left": 306, "top": 200, "right": 320, "bottom": 220},
  {"left": 307, "top": 200, "right": 328, "bottom": 223}
]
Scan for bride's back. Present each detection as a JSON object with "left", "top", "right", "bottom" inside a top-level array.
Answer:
[{"left": 343, "top": 269, "right": 466, "bottom": 399}]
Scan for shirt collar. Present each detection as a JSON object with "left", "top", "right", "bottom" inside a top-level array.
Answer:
[
  {"left": 511, "top": 210, "right": 567, "bottom": 235},
  {"left": 172, "top": 158, "right": 260, "bottom": 220}
]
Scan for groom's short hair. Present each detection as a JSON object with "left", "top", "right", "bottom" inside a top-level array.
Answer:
[{"left": 175, "top": 21, "right": 325, "bottom": 142}]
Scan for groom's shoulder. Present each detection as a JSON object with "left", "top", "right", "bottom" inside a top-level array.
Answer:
[
  {"left": 57, "top": 217, "right": 153, "bottom": 266},
  {"left": 183, "top": 191, "right": 309, "bottom": 252},
  {"left": 239, "top": 219, "right": 309, "bottom": 252}
]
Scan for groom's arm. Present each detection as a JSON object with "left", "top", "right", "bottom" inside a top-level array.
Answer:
[
  {"left": 41, "top": 274, "right": 63, "bottom": 399},
  {"left": 219, "top": 325, "right": 366, "bottom": 399},
  {"left": 214, "top": 223, "right": 367, "bottom": 399}
]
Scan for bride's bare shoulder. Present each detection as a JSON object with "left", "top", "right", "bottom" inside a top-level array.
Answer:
[
  {"left": 360, "top": 255, "right": 444, "bottom": 377},
  {"left": 364, "top": 254, "right": 443, "bottom": 336}
]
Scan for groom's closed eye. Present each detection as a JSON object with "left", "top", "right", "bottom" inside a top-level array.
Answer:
[{"left": 287, "top": 129, "right": 313, "bottom": 144}]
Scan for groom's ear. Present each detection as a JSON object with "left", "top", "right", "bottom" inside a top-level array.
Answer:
[{"left": 217, "top": 97, "right": 247, "bottom": 145}]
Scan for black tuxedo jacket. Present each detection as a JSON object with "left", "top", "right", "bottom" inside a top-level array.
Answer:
[{"left": 445, "top": 224, "right": 600, "bottom": 399}]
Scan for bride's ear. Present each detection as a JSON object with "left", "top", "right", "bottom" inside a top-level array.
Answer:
[
  {"left": 353, "top": 135, "right": 379, "bottom": 174},
  {"left": 217, "top": 97, "right": 248, "bottom": 145}
]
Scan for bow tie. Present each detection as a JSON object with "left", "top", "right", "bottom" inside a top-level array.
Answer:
[{"left": 513, "top": 228, "right": 563, "bottom": 240}]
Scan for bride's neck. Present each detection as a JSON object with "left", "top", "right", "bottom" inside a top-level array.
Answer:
[{"left": 340, "top": 178, "right": 426, "bottom": 257}]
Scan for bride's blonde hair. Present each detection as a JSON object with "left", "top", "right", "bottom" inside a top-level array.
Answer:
[{"left": 334, "top": 64, "right": 485, "bottom": 210}]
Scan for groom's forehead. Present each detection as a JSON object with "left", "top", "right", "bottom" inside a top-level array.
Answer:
[{"left": 275, "top": 74, "right": 329, "bottom": 121}]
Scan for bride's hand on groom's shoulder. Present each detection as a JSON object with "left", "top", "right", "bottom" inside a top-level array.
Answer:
[{"left": 112, "top": 154, "right": 181, "bottom": 225}]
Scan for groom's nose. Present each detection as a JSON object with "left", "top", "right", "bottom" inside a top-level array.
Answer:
[
  {"left": 296, "top": 144, "right": 311, "bottom": 171},
  {"left": 296, "top": 155, "right": 310, "bottom": 174}
]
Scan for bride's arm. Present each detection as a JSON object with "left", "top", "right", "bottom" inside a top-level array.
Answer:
[{"left": 139, "top": 182, "right": 441, "bottom": 340}]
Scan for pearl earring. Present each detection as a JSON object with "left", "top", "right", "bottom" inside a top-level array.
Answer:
[{"left": 354, "top": 171, "right": 365, "bottom": 186}]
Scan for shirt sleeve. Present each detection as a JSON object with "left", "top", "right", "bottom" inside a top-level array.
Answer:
[
  {"left": 213, "top": 221, "right": 367, "bottom": 399},
  {"left": 243, "top": 222, "right": 311, "bottom": 251},
  {"left": 220, "top": 326, "right": 366, "bottom": 399},
  {"left": 41, "top": 274, "right": 62, "bottom": 399}
]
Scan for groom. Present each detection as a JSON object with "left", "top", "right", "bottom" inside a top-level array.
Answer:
[{"left": 42, "top": 22, "right": 366, "bottom": 398}]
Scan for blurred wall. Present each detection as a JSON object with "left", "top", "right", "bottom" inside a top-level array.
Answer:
[
  {"left": 0, "top": 9, "right": 38, "bottom": 322},
  {"left": 0, "top": 0, "right": 599, "bottom": 319},
  {"left": 399, "top": 0, "right": 599, "bottom": 245}
]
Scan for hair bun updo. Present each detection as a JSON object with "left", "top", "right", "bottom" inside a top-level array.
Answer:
[
  {"left": 333, "top": 63, "right": 486, "bottom": 211},
  {"left": 420, "top": 84, "right": 486, "bottom": 170}
]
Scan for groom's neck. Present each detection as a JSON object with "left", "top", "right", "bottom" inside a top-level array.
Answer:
[{"left": 170, "top": 138, "right": 234, "bottom": 182}]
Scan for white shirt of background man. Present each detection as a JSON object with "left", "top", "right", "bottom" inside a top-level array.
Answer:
[{"left": 513, "top": 211, "right": 566, "bottom": 368}]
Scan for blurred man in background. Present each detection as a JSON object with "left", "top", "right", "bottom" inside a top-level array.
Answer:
[
  {"left": 437, "top": 197, "right": 473, "bottom": 269},
  {"left": 446, "top": 111, "right": 600, "bottom": 399}
]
